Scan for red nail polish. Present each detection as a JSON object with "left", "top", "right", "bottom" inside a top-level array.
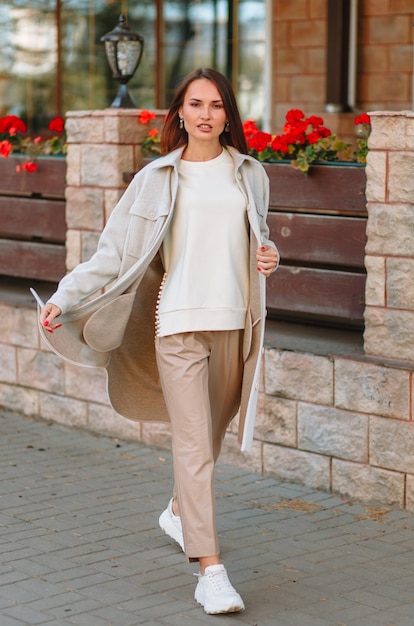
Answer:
[
  {"left": 257, "top": 267, "right": 262, "bottom": 272},
  {"left": 261, "top": 246, "right": 266, "bottom": 251},
  {"left": 55, "top": 324, "right": 62, "bottom": 329},
  {"left": 46, "top": 328, "right": 53, "bottom": 333},
  {"left": 43, "top": 321, "right": 49, "bottom": 326}
]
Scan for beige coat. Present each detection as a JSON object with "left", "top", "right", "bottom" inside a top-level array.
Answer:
[{"left": 40, "top": 146, "right": 276, "bottom": 452}]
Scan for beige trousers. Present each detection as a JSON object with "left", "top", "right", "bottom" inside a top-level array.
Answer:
[{"left": 155, "top": 330, "right": 244, "bottom": 561}]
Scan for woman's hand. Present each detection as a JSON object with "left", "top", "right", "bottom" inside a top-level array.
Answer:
[
  {"left": 39, "top": 303, "right": 62, "bottom": 333},
  {"left": 256, "top": 245, "right": 278, "bottom": 276}
]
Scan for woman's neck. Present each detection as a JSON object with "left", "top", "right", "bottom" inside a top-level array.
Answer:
[{"left": 181, "top": 142, "right": 223, "bottom": 162}]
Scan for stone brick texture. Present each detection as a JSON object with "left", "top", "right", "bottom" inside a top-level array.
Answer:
[
  {"left": 364, "top": 112, "right": 414, "bottom": 362},
  {"left": 64, "top": 109, "right": 165, "bottom": 267},
  {"left": 272, "top": 0, "right": 413, "bottom": 147}
]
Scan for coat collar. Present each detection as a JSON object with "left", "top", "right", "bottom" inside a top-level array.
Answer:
[{"left": 147, "top": 145, "right": 258, "bottom": 172}]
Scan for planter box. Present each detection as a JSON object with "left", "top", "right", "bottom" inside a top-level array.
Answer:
[
  {"left": 0, "top": 155, "right": 67, "bottom": 197},
  {"left": 0, "top": 156, "right": 67, "bottom": 283},
  {"left": 264, "top": 161, "right": 366, "bottom": 215},
  {"left": 264, "top": 162, "right": 367, "bottom": 329}
]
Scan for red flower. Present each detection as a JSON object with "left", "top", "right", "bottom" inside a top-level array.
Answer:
[
  {"left": 307, "top": 131, "right": 323, "bottom": 145},
  {"left": 284, "top": 116, "right": 308, "bottom": 131},
  {"left": 354, "top": 113, "right": 370, "bottom": 126},
  {"left": 284, "top": 126, "right": 307, "bottom": 145},
  {"left": 0, "top": 115, "right": 27, "bottom": 135},
  {"left": 0, "top": 140, "right": 12, "bottom": 158},
  {"left": 285, "top": 109, "right": 305, "bottom": 126},
  {"left": 247, "top": 131, "right": 272, "bottom": 152},
  {"left": 307, "top": 115, "right": 324, "bottom": 128},
  {"left": 271, "top": 134, "right": 290, "bottom": 154},
  {"left": 243, "top": 109, "right": 345, "bottom": 173},
  {"left": 148, "top": 128, "right": 159, "bottom": 138},
  {"left": 243, "top": 119, "right": 259, "bottom": 137},
  {"left": 138, "top": 110, "right": 156, "bottom": 125},
  {"left": 22, "top": 161, "right": 38, "bottom": 173},
  {"left": 316, "top": 126, "right": 331, "bottom": 138},
  {"left": 48, "top": 116, "right": 65, "bottom": 133}
]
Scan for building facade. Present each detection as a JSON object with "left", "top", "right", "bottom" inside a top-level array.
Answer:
[
  {"left": 0, "top": 1, "right": 412, "bottom": 138},
  {"left": 1, "top": 1, "right": 414, "bottom": 507}
]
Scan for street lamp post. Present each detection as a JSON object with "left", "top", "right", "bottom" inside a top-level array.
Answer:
[{"left": 101, "top": 14, "right": 144, "bottom": 108}]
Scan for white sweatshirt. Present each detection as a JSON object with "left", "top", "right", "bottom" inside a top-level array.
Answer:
[{"left": 157, "top": 149, "right": 249, "bottom": 337}]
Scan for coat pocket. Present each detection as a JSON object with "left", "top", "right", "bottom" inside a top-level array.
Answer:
[
  {"left": 243, "top": 310, "right": 253, "bottom": 362},
  {"left": 126, "top": 200, "right": 169, "bottom": 258},
  {"left": 83, "top": 292, "right": 136, "bottom": 352},
  {"left": 243, "top": 309, "right": 262, "bottom": 362}
]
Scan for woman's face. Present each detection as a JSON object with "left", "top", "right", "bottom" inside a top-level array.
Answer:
[{"left": 178, "top": 78, "right": 227, "bottom": 146}]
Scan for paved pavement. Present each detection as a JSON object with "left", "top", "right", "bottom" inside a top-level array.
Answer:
[{"left": 1, "top": 410, "right": 414, "bottom": 626}]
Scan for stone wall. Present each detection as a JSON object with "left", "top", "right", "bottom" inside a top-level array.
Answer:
[
  {"left": 364, "top": 110, "right": 414, "bottom": 360},
  {"left": 250, "top": 111, "right": 414, "bottom": 510},
  {"left": 64, "top": 109, "right": 164, "bottom": 270},
  {"left": 1, "top": 109, "right": 414, "bottom": 510}
]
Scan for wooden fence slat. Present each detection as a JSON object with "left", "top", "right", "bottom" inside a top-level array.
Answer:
[
  {"left": 0, "top": 156, "right": 67, "bottom": 285},
  {"left": 0, "top": 239, "right": 66, "bottom": 282},
  {"left": 0, "top": 156, "right": 66, "bottom": 198},
  {"left": 268, "top": 212, "right": 367, "bottom": 268},
  {"left": 266, "top": 265, "right": 366, "bottom": 325},
  {"left": 0, "top": 197, "right": 66, "bottom": 243},
  {"left": 265, "top": 163, "right": 366, "bottom": 215}
]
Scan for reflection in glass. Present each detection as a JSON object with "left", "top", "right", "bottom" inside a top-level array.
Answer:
[
  {"left": 0, "top": 0, "right": 266, "bottom": 132},
  {"left": 0, "top": 3, "right": 57, "bottom": 130},
  {"left": 238, "top": 0, "right": 266, "bottom": 124},
  {"left": 160, "top": 0, "right": 265, "bottom": 120}
]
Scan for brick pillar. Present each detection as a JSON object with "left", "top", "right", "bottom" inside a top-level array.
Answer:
[
  {"left": 364, "top": 110, "right": 414, "bottom": 361},
  {"left": 64, "top": 109, "right": 164, "bottom": 271}
]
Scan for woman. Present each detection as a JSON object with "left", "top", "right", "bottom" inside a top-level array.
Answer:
[{"left": 39, "top": 68, "right": 278, "bottom": 614}]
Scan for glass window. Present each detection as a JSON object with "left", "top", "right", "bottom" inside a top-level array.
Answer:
[
  {"left": 160, "top": 1, "right": 229, "bottom": 104},
  {"left": 0, "top": 0, "right": 265, "bottom": 132},
  {"left": 0, "top": 1, "right": 58, "bottom": 130},
  {"left": 238, "top": 0, "right": 266, "bottom": 124},
  {"left": 60, "top": 1, "right": 156, "bottom": 113},
  {"left": 159, "top": 0, "right": 266, "bottom": 119}
]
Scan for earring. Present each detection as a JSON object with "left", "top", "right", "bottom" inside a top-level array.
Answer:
[
  {"left": 179, "top": 118, "right": 184, "bottom": 130},
  {"left": 225, "top": 121, "right": 230, "bottom": 133}
]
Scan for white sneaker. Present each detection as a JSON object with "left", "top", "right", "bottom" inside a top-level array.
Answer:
[
  {"left": 159, "top": 498, "right": 184, "bottom": 551},
  {"left": 194, "top": 564, "right": 245, "bottom": 614}
]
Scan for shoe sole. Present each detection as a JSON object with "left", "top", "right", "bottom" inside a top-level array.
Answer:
[
  {"left": 194, "top": 589, "right": 245, "bottom": 614},
  {"left": 159, "top": 510, "right": 185, "bottom": 551},
  {"left": 195, "top": 597, "right": 245, "bottom": 614}
]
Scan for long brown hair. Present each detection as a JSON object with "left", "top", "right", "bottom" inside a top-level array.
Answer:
[{"left": 160, "top": 68, "right": 248, "bottom": 155}]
